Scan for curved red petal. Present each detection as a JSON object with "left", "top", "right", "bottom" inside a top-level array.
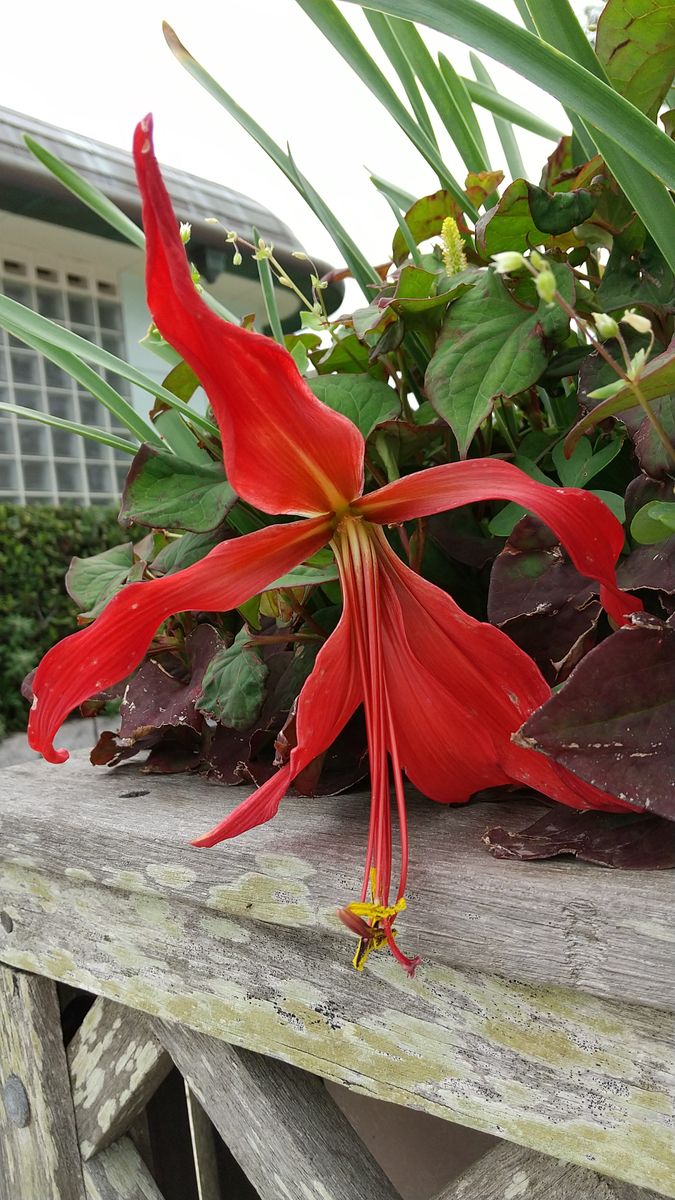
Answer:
[
  {"left": 133, "top": 116, "right": 364, "bottom": 516},
  {"left": 192, "top": 600, "right": 362, "bottom": 847},
  {"left": 376, "top": 533, "right": 635, "bottom": 812},
  {"left": 29, "top": 516, "right": 330, "bottom": 764},
  {"left": 354, "top": 460, "right": 641, "bottom": 625}
]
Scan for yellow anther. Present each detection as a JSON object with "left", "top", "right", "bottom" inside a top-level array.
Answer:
[{"left": 345, "top": 896, "right": 407, "bottom": 923}]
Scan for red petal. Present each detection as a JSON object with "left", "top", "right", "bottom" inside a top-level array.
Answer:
[
  {"left": 133, "top": 117, "right": 364, "bottom": 516},
  {"left": 192, "top": 601, "right": 361, "bottom": 846},
  {"left": 29, "top": 516, "right": 330, "bottom": 764},
  {"left": 376, "top": 534, "right": 635, "bottom": 812},
  {"left": 354, "top": 460, "right": 641, "bottom": 625}
]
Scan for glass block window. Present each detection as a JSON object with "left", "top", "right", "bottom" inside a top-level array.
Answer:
[{"left": 0, "top": 255, "right": 132, "bottom": 506}]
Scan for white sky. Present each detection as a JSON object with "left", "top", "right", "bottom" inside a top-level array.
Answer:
[{"left": 3, "top": 1, "right": 590, "bottom": 267}]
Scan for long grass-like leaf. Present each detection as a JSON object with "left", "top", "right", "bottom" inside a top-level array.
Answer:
[
  {"left": 24, "top": 135, "right": 146, "bottom": 250},
  {"left": 459, "top": 77, "right": 562, "bottom": 140},
  {"left": 294, "top": 0, "right": 477, "bottom": 216},
  {"left": 163, "top": 22, "right": 379, "bottom": 299},
  {"left": 469, "top": 54, "right": 524, "bottom": 180},
  {"left": 252, "top": 226, "right": 285, "bottom": 345},
  {"left": 436, "top": 51, "right": 491, "bottom": 168},
  {"left": 522, "top": 0, "right": 675, "bottom": 273},
  {"left": 341, "top": 0, "right": 675, "bottom": 189},
  {"left": 372, "top": 182, "right": 424, "bottom": 265},
  {"left": 0, "top": 295, "right": 219, "bottom": 438},
  {"left": 364, "top": 10, "right": 438, "bottom": 146},
  {"left": 368, "top": 171, "right": 416, "bottom": 210},
  {"left": 0, "top": 402, "right": 138, "bottom": 453}
]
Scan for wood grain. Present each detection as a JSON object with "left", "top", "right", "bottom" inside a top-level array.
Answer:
[
  {"left": 0, "top": 965, "right": 85, "bottom": 1200},
  {"left": 83, "top": 1136, "right": 165, "bottom": 1200},
  {"left": 155, "top": 1019, "right": 401, "bottom": 1200},
  {"left": 435, "top": 1141, "right": 667, "bottom": 1199},
  {"left": 67, "top": 996, "right": 171, "bottom": 1159},
  {"left": 184, "top": 1085, "right": 221, "bottom": 1200},
  {"left": 1, "top": 758, "right": 673, "bottom": 1195}
]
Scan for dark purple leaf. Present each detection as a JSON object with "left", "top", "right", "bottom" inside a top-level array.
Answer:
[
  {"left": 483, "top": 806, "right": 675, "bottom": 868},
  {"left": 515, "top": 614, "right": 675, "bottom": 818},
  {"left": 488, "top": 515, "right": 600, "bottom": 683}
]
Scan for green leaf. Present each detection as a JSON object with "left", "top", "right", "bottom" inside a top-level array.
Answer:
[
  {"left": 597, "top": 237, "right": 674, "bottom": 310},
  {"left": 468, "top": 53, "right": 524, "bottom": 181},
  {"left": 163, "top": 23, "right": 379, "bottom": 300},
  {"left": 309, "top": 373, "right": 400, "bottom": 437},
  {"left": 631, "top": 501, "right": 675, "bottom": 545},
  {"left": 392, "top": 189, "right": 470, "bottom": 266},
  {"left": 552, "top": 437, "right": 622, "bottom": 487},
  {"left": 364, "top": 11, "right": 439, "bottom": 147},
  {"left": 460, "top": 74, "right": 563, "bottom": 141},
  {"left": 565, "top": 338, "right": 675, "bottom": 450},
  {"left": 340, "top": 0, "right": 675, "bottom": 189},
  {"left": 24, "top": 135, "right": 145, "bottom": 250},
  {"left": 152, "top": 529, "right": 224, "bottom": 575},
  {"left": 527, "top": 183, "right": 596, "bottom": 235},
  {"left": 426, "top": 262, "right": 572, "bottom": 454},
  {"left": 266, "top": 560, "right": 340, "bottom": 589},
  {"left": 66, "top": 544, "right": 144, "bottom": 619},
  {"left": 197, "top": 628, "right": 269, "bottom": 729},
  {"left": 367, "top": 172, "right": 416, "bottom": 211},
  {"left": 120, "top": 446, "right": 237, "bottom": 532},
  {"left": 294, "top": 0, "right": 476, "bottom": 215},
  {"left": 596, "top": 0, "right": 675, "bottom": 120}
]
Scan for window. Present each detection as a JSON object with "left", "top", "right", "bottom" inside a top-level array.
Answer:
[{"left": 0, "top": 255, "right": 132, "bottom": 506}]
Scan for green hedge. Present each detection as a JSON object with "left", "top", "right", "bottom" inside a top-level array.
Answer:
[{"left": 0, "top": 504, "right": 126, "bottom": 737}]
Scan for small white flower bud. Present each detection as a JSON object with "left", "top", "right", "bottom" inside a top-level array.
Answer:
[
  {"left": 491, "top": 251, "right": 524, "bottom": 274},
  {"left": 534, "top": 267, "right": 557, "bottom": 305},
  {"left": 592, "top": 312, "right": 619, "bottom": 339},
  {"left": 179, "top": 221, "right": 192, "bottom": 244},
  {"left": 529, "top": 250, "right": 545, "bottom": 271},
  {"left": 621, "top": 308, "right": 652, "bottom": 335},
  {"left": 232, "top": 251, "right": 242, "bottom": 267}
]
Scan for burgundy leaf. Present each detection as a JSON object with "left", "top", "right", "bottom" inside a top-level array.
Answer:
[
  {"left": 515, "top": 613, "right": 675, "bottom": 818},
  {"left": 483, "top": 806, "right": 675, "bottom": 868}
]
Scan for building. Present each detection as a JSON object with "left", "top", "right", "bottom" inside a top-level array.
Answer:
[{"left": 0, "top": 106, "right": 341, "bottom": 507}]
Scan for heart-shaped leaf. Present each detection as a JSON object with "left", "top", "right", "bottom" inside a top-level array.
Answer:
[
  {"left": 120, "top": 445, "right": 237, "bottom": 532},
  {"left": 309, "top": 373, "right": 400, "bottom": 437},
  {"left": 197, "top": 628, "right": 269, "bottom": 730},
  {"left": 596, "top": 0, "right": 675, "bottom": 120}
]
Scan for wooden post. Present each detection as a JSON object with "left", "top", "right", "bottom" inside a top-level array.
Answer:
[{"left": 0, "top": 965, "right": 85, "bottom": 1200}]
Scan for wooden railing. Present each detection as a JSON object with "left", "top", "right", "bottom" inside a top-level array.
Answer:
[{"left": 0, "top": 755, "right": 672, "bottom": 1199}]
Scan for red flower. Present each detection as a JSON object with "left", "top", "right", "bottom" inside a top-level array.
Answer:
[{"left": 28, "top": 117, "right": 642, "bottom": 973}]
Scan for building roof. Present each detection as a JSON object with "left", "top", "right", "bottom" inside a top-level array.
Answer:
[{"left": 0, "top": 104, "right": 300, "bottom": 252}]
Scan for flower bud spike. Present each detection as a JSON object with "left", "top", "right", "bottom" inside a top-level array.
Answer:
[{"left": 441, "top": 217, "right": 467, "bottom": 276}]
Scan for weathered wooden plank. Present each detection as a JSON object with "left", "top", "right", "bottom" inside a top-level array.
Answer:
[
  {"left": 0, "top": 756, "right": 672, "bottom": 1009},
  {"left": 0, "top": 758, "right": 673, "bottom": 1195},
  {"left": 0, "top": 965, "right": 86, "bottom": 1200},
  {"left": 435, "top": 1141, "right": 666, "bottom": 1199},
  {"left": 67, "top": 996, "right": 171, "bottom": 1159},
  {"left": 83, "top": 1136, "right": 165, "bottom": 1200},
  {"left": 184, "top": 1084, "right": 221, "bottom": 1200},
  {"left": 154, "top": 1019, "right": 401, "bottom": 1200}
]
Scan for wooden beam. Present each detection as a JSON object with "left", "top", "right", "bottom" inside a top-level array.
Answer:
[
  {"left": 0, "top": 965, "right": 85, "bottom": 1200},
  {"left": 1, "top": 758, "right": 673, "bottom": 1195},
  {"left": 184, "top": 1085, "right": 221, "bottom": 1200},
  {"left": 67, "top": 997, "right": 171, "bottom": 1160},
  {"left": 83, "top": 1137, "right": 165, "bottom": 1200},
  {"left": 434, "top": 1141, "right": 666, "bottom": 1199},
  {"left": 154, "top": 1019, "right": 402, "bottom": 1200}
]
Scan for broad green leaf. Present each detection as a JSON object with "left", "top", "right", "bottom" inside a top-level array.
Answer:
[
  {"left": 66, "top": 544, "right": 144, "bottom": 619},
  {"left": 392, "top": 189, "right": 470, "bottom": 265},
  {"left": 565, "top": 339, "right": 675, "bottom": 451},
  {"left": 527, "top": 183, "right": 595, "bottom": 234},
  {"left": 309, "top": 373, "right": 400, "bottom": 437},
  {"left": 460, "top": 75, "right": 563, "bottom": 141},
  {"left": 426, "top": 262, "right": 573, "bottom": 454},
  {"left": 596, "top": 0, "right": 675, "bottom": 120},
  {"left": 552, "top": 437, "right": 622, "bottom": 487},
  {"left": 120, "top": 446, "right": 236, "bottom": 532},
  {"left": 152, "top": 529, "right": 224, "bottom": 575},
  {"left": 340, "top": 0, "right": 675, "bottom": 189},
  {"left": 294, "top": 0, "right": 476, "bottom": 215},
  {"left": 590, "top": 490, "right": 626, "bottom": 524},
  {"left": 631, "top": 501, "right": 675, "bottom": 545},
  {"left": 475, "top": 179, "right": 592, "bottom": 258},
  {"left": 0, "top": 402, "right": 136, "bottom": 454},
  {"left": 163, "top": 23, "right": 379, "bottom": 299},
  {"left": 469, "top": 53, "right": 524, "bottom": 181},
  {"left": 24, "top": 135, "right": 145, "bottom": 250},
  {"left": 597, "top": 237, "right": 674, "bottom": 310},
  {"left": 197, "top": 628, "right": 268, "bottom": 729}
]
